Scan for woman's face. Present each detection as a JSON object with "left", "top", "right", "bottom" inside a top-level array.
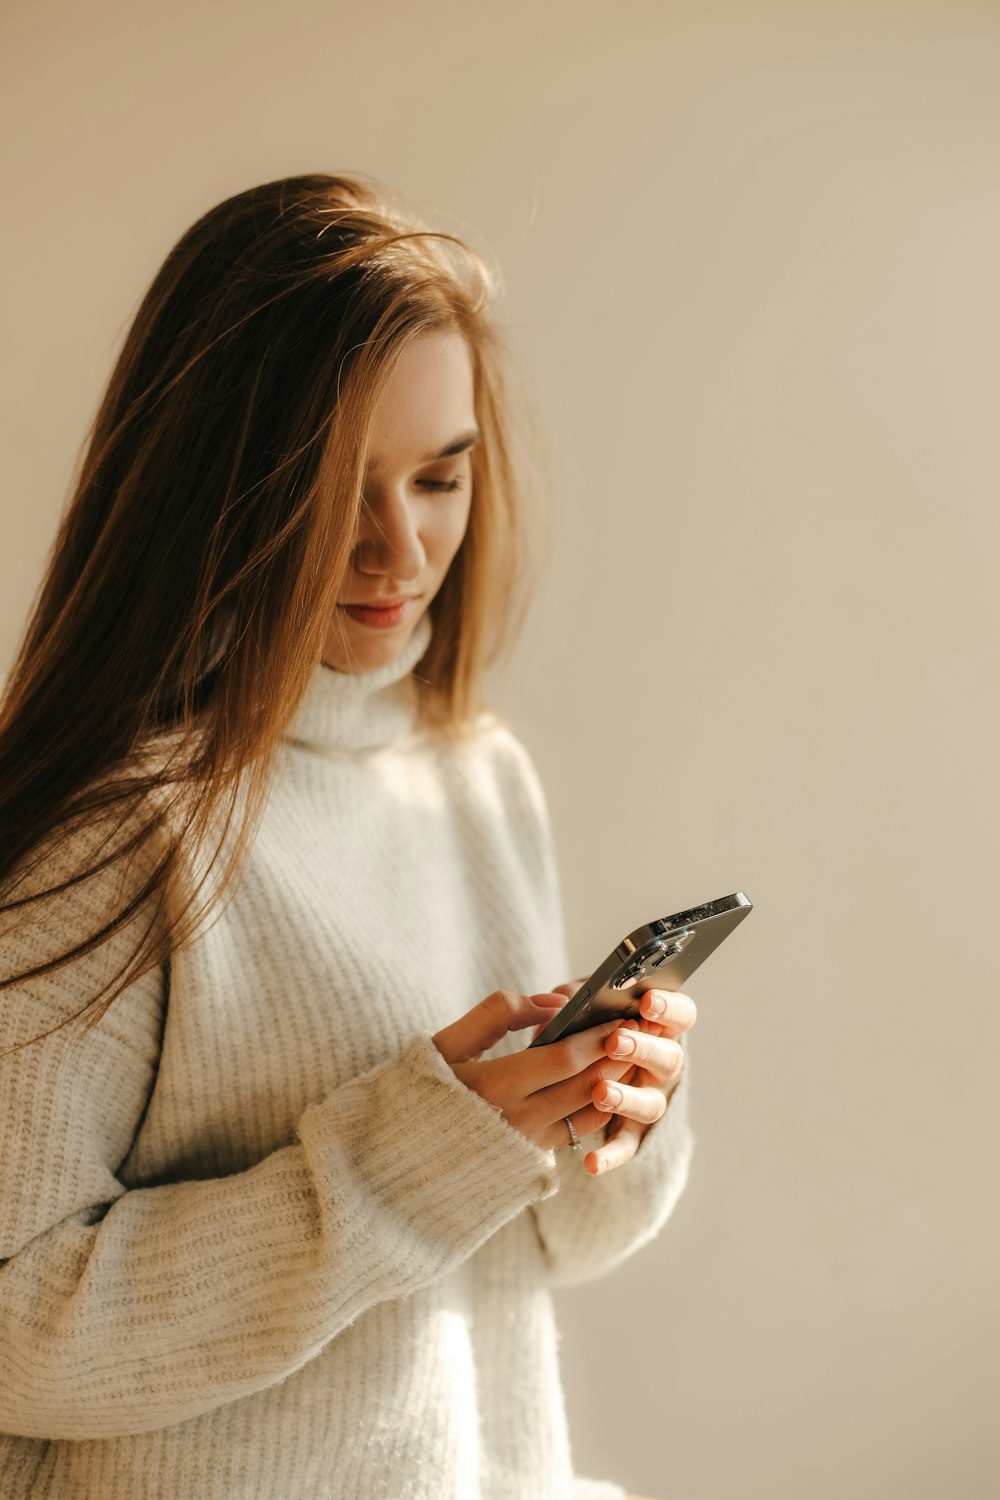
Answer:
[{"left": 321, "top": 328, "right": 478, "bottom": 674}]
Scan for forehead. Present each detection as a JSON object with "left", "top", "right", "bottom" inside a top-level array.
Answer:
[{"left": 365, "top": 332, "right": 477, "bottom": 469}]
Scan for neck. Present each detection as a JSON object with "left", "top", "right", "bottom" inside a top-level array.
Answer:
[{"left": 283, "top": 610, "right": 433, "bottom": 754}]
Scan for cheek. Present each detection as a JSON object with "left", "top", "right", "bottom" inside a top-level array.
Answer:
[{"left": 430, "top": 496, "right": 472, "bottom": 567}]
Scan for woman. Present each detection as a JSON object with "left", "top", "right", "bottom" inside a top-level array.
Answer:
[{"left": 0, "top": 172, "right": 695, "bottom": 1500}]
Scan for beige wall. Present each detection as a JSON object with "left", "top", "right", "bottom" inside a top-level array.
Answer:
[{"left": 2, "top": 2, "right": 997, "bottom": 1496}]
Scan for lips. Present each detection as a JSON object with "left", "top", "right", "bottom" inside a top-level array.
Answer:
[
  {"left": 338, "top": 597, "right": 418, "bottom": 630},
  {"left": 339, "top": 596, "right": 419, "bottom": 608}
]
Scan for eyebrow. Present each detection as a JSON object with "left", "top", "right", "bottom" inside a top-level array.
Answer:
[{"left": 365, "top": 428, "right": 482, "bottom": 473}]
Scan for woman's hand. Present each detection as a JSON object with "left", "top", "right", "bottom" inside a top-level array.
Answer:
[
  {"left": 542, "top": 980, "right": 697, "bottom": 1176},
  {"left": 432, "top": 989, "right": 642, "bottom": 1154}
]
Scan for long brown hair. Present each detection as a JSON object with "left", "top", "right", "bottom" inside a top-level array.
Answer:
[{"left": 0, "top": 171, "right": 551, "bottom": 1057}]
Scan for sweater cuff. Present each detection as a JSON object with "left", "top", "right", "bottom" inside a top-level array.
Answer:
[
  {"left": 406, "top": 1029, "right": 562, "bottom": 1201},
  {"left": 298, "top": 1028, "right": 561, "bottom": 1261}
]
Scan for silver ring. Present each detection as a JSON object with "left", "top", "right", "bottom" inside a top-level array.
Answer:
[{"left": 565, "top": 1115, "right": 583, "bottom": 1154}]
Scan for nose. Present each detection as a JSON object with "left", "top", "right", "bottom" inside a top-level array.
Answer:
[{"left": 355, "top": 487, "right": 426, "bottom": 582}]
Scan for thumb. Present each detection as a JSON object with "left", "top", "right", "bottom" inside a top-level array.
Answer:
[
  {"left": 551, "top": 977, "right": 588, "bottom": 999},
  {"left": 432, "top": 989, "right": 565, "bottom": 1065}
]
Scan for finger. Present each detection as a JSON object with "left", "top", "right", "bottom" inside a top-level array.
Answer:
[
  {"left": 604, "top": 1025, "right": 686, "bottom": 1083},
  {"left": 591, "top": 1078, "right": 668, "bottom": 1126},
  {"left": 561, "top": 1096, "right": 630, "bottom": 1149},
  {"left": 583, "top": 1115, "right": 645, "bottom": 1176},
  {"left": 542, "top": 1048, "right": 644, "bottom": 1142},
  {"left": 527, "top": 1008, "right": 638, "bottom": 1056},
  {"left": 636, "top": 988, "right": 698, "bottom": 1036},
  {"left": 516, "top": 993, "right": 569, "bottom": 1028},
  {"left": 545, "top": 1056, "right": 679, "bottom": 1160},
  {"left": 531, "top": 989, "right": 575, "bottom": 1040},
  {"left": 518, "top": 1016, "right": 627, "bottom": 1092},
  {"left": 550, "top": 977, "right": 588, "bottom": 999},
  {"left": 557, "top": 1099, "right": 606, "bottom": 1144},
  {"left": 474, "top": 1021, "right": 638, "bottom": 1145},
  {"left": 559, "top": 1053, "right": 639, "bottom": 1128},
  {"left": 433, "top": 990, "right": 567, "bottom": 1066}
]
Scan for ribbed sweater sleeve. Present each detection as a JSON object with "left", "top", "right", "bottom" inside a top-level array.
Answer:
[
  {"left": 489, "top": 727, "right": 696, "bottom": 1288},
  {"left": 0, "top": 813, "right": 560, "bottom": 1442},
  {"left": 529, "top": 1057, "right": 694, "bottom": 1288}
]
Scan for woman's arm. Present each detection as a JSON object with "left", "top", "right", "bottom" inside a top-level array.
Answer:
[
  {"left": 0, "top": 816, "right": 560, "bottom": 1442},
  {"left": 486, "top": 726, "right": 696, "bottom": 1288},
  {"left": 527, "top": 1050, "right": 695, "bottom": 1287}
]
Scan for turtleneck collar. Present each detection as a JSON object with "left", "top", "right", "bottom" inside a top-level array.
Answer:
[{"left": 283, "top": 609, "right": 433, "bottom": 755}]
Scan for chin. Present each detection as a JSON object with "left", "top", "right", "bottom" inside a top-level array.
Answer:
[{"left": 322, "top": 625, "right": 414, "bottom": 675}]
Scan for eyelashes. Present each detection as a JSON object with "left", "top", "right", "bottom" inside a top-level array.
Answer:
[
  {"left": 417, "top": 478, "right": 464, "bottom": 493},
  {"left": 360, "top": 477, "right": 466, "bottom": 514}
]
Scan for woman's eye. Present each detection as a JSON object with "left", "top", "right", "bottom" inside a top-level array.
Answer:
[{"left": 417, "top": 477, "right": 464, "bottom": 493}]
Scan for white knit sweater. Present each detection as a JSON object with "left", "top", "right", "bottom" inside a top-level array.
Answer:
[{"left": 0, "top": 609, "right": 694, "bottom": 1500}]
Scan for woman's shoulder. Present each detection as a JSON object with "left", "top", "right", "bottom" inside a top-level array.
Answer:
[
  {"left": 437, "top": 708, "right": 551, "bottom": 826},
  {"left": 446, "top": 706, "right": 534, "bottom": 766}
]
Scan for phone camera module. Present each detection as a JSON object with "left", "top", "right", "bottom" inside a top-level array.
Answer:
[{"left": 646, "top": 928, "right": 694, "bottom": 969}]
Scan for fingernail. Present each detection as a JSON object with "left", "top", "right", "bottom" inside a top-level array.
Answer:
[
  {"left": 609, "top": 1032, "right": 635, "bottom": 1057},
  {"left": 597, "top": 1085, "right": 622, "bottom": 1110},
  {"left": 644, "top": 994, "right": 666, "bottom": 1017}
]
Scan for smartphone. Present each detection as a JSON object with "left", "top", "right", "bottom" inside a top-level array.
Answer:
[{"left": 527, "top": 891, "right": 753, "bottom": 1048}]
